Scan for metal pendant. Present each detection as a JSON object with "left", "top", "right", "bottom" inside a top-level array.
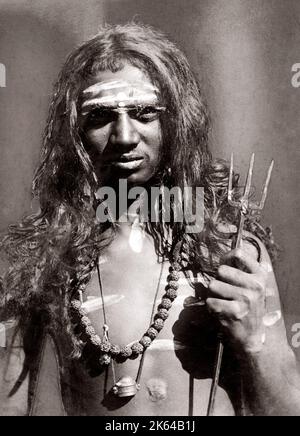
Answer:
[{"left": 112, "top": 376, "right": 140, "bottom": 398}]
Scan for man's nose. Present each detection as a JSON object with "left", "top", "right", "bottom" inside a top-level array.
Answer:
[{"left": 109, "top": 112, "right": 140, "bottom": 149}]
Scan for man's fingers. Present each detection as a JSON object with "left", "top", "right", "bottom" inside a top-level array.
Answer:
[
  {"left": 206, "top": 298, "right": 249, "bottom": 321},
  {"left": 217, "top": 264, "right": 265, "bottom": 292},
  {"left": 208, "top": 278, "right": 243, "bottom": 300}
]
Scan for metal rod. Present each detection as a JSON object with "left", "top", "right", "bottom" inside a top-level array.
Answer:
[
  {"left": 207, "top": 338, "right": 224, "bottom": 416},
  {"left": 258, "top": 160, "right": 274, "bottom": 209},
  {"left": 206, "top": 154, "right": 274, "bottom": 416},
  {"left": 244, "top": 153, "right": 255, "bottom": 200}
]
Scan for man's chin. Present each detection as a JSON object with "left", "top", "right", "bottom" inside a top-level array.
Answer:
[{"left": 104, "top": 168, "right": 155, "bottom": 187}]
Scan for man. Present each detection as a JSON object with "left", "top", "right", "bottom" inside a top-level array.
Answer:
[{"left": 0, "top": 22, "right": 299, "bottom": 416}]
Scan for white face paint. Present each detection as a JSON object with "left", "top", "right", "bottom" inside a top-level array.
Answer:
[
  {"left": 260, "top": 261, "right": 273, "bottom": 273},
  {"left": 266, "top": 287, "right": 275, "bottom": 297},
  {"left": 79, "top": 63, "right": 165, "bottom": 186},
  {"left": 80, "top": 65, "right": 165, "bottom": 186},
  {"left": 82, "top": 295, "right": 125, "bottom": 313},
  {"left": 146, "top": 378, "right": 168, "bottom": 402},
  {"left": 263, "top": 310, "right": 282, "bottom": 327},
  {"left": 0, "top": 320, "right": 17, "bottom": 348},
  {"left": 81, "top": 80, "right": 163, "bottom": 117}
]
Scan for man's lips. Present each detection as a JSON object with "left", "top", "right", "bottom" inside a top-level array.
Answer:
[{"left": 103, "top": 154, "right": 144, "bottom": 170}]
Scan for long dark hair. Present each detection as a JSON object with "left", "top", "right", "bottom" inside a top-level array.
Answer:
[{"left": 0, "top": 23, "right": 276, "bottom": 355}]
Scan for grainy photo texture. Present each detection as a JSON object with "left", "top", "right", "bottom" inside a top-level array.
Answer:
[{"left": 0, "top": 0, "right": 299, "bottom": 417}]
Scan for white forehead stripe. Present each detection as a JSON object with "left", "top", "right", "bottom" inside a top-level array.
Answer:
[
  {"left": 83, "top": 80, "right": 159, "bottom": 95},
  {"left": 82, "top": 92, "right": 158, "bottom": 108},
  {"left": 81, "top": 80, "right": 161, "bottom": 117}
]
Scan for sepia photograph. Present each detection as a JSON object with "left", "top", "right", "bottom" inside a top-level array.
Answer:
[{"left": 0, "top": 0, "right": 299, "bottom": 418}]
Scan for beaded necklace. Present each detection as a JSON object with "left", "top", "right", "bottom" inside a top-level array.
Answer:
[{"left": 69, "top": 240, "right": 189, "bottom": 397}]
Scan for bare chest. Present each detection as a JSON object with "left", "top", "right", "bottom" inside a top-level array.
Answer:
[{"left": 65, "top": 231, "right": 236, "bottom": 416}]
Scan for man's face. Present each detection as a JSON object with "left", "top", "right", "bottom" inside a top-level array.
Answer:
[{"left": 80, "top": 64, "right": 164, "bottom": 186}]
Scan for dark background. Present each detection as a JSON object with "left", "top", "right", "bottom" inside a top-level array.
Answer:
[{"left": 0, "top": 0, "right": 299, "bottom": 357}]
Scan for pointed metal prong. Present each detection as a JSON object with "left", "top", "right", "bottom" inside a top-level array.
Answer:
[
  {"left": 228, "top": 153, "right": 234, "bottom": 202},
  {"left": 258, "top": 160, "right": 274, "bottom": 210},
  {"left": 212, "top": 152, "right": 274, "bottom": 418},
  {"left": 243, "top": 153, "right": 255, "bottom": 201}
]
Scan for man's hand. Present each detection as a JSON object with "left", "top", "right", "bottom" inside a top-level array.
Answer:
[
  {"left": 206, "top": 238, "right": 300, "bottom": 415},
  {"left": 207, "top": 245, "right": 270, "bottom": 354}
]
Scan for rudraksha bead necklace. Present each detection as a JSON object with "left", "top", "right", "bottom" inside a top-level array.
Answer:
[{"left": 69, "top": 240, "right": 188, "bottom": 397}]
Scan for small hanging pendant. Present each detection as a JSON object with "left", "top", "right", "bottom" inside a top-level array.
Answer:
[{"left": 112, "top": 376, "right": 140, "bottom": 398}]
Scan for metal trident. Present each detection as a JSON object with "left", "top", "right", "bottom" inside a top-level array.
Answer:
[{"left": 207, "top": 153, "right": 274, "bottom": 416}]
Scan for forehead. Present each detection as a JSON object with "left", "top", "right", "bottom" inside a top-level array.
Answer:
[
  {"left": 85, "top": 64, "right": 153, "bottom": 88},
  {"left": 81, "top": 64, "right": 160, "bottom": 113}
]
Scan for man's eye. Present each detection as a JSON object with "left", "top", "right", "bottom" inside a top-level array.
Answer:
[
  {"left": 134, "top": 107, "right": 161, "bottom": 122},
  {"left": 86, "top": 108, "right": 116, "bottom": 127}
]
